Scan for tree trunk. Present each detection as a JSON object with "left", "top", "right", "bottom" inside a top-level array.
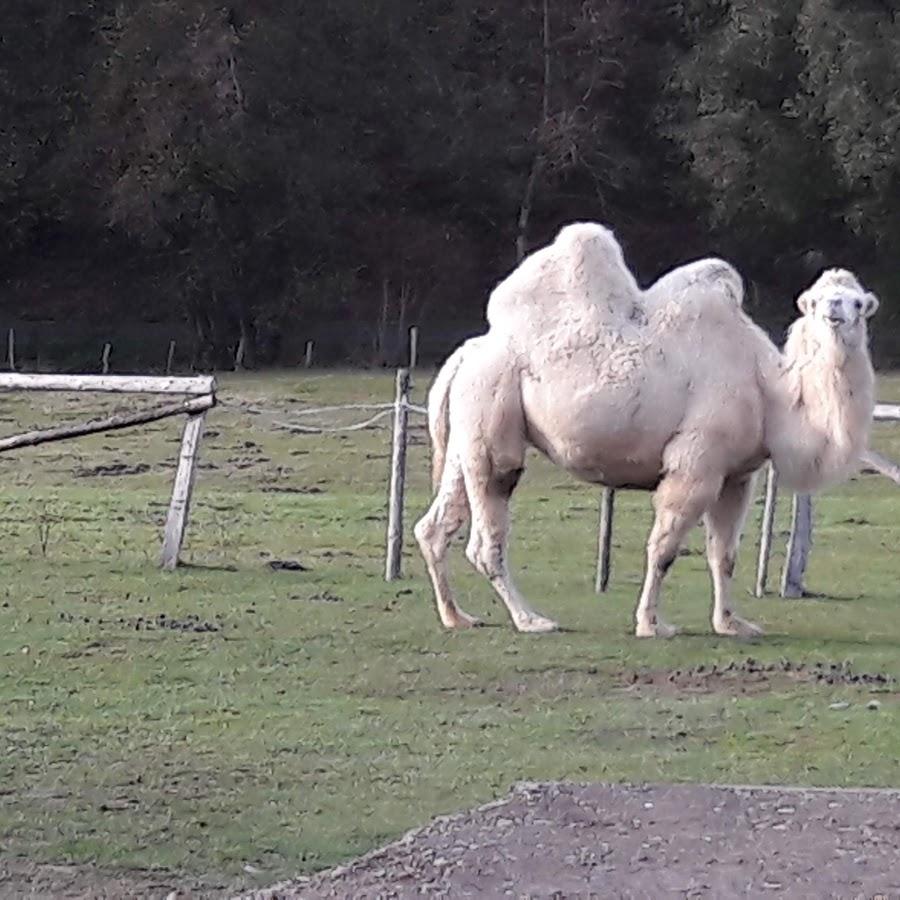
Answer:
[
  {"left": 516, "top": 0, "right": 551, "bottom": 263},
  {"left": 516, "top": 156, "right": 543, "bottom": 263},
  {"left": 374, "top": 277, "right": 391, "bottom": 366},
  {"left": 235, "top": 311, "right": 255, "bottom": 369}
]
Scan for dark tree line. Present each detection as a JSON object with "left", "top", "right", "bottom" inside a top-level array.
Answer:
[{"left": 1, "top": 1, "right": 898, "bottom": 368}]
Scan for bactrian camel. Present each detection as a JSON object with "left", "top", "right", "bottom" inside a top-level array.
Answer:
[{"left": 414, "top": 223, "right": 878, "bottom": 637}]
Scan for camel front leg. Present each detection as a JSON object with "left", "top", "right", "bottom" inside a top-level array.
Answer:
[
  {"left": 705, "top": 473, "right": 763, "bottom": 637},
  {"left": 635, "top": 472, "right": 721, "bottom": 638},
  {"left": 414, "top": 456, "right": 480, "bottom": 630}
]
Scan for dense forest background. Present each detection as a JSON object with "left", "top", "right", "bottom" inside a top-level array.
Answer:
[{"left": 1, "top": 0, "right": 898, "bottom": 371}]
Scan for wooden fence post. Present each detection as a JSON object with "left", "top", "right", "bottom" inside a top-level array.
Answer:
[
  {"left": 409, "top": 326, "right": 419, "bottom": 369},
  {"left": 385, "top": 368, "right": 410, "bottom": 581},
  {"left": 101, "top": 343, "right": 112, "bottom": 374},
  {"left": 7, "top": 328, "right": 15, "bottom": 371},
  {"left": 755, "top": 462, "right": 779, "bottom": 597},
  {"left": 160, "top": 411, "right": 207, "bottom": 570},
  {"left": 595, "top": 487, "right": 616, "bottom": 593},
  {"left": 166, "top": 340, "right": 176, "bottom": 375},
  {"left": 781, "top": 493, "right": 812, "bottom": 598},
  {"left": 305, "top": 340, "right": 314, "bottom": 368}
]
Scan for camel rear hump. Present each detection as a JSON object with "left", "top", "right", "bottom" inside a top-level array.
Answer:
[{"left": 645, "top": 258, "right": 748, "bottom": 340}]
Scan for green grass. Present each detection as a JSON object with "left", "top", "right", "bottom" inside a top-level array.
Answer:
[{"left": 1, "top": 370, "right": 900, "bottom": 887}]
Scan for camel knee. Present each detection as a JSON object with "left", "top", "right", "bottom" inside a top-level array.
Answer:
[
  {"left": 720, "top": 553, "right": 736, "bottom": 579},
  {"left": 414, "top": 515, "right": 437, "bottom": 557},
  {"left": 465, "top": 532, "right": 504, "bottom": 579},
  {"left": 706, "top": 528, "right": 739, "bottom": 573},
  {"left": 654, "top": 553, "right": 677, "bottom": 576},
  {"left": 646, "top": 530, "right": 680, "bottom": 574},
  {"left": 415, "top": 509, "right": 463, "bottom": 564}
]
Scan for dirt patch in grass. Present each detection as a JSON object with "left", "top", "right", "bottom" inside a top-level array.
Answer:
[
  {"left": 291, "top": 590, "right": 344, "bottom": 604},
  {"left": 56, "top": 610, "right": 223, "bottom": 633},
  {"left": 454, "top": 659, "right": 898, "bottom": 703},
  {"left": 73, "top": 462, "right": 151, "bottom": 477},
  {"left": 267, "top": 559, "right": 310, "bottom": 572},
  {"left": 618, "top": 659, "right": 895, "bottom": 696},
  {"left": 248, "top": 781, "right": 900, "bottom": 899}
]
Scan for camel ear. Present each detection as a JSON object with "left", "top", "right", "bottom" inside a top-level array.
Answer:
[
  {"left": 863, "top": 291, "right": 879, "bottom": 318},
  {"left": 796, "top": 289, "right": 815, "bottom": 315}
]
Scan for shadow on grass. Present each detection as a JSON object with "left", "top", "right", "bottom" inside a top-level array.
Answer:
[
  {"left": 177, "top": 561, "right": 239, "bottom": 573},
  {"left": 763, "top": 632, "right": 900, "bottom": 652}
]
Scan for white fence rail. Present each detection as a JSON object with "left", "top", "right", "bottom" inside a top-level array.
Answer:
[{"left": 0, "top": 373, "right": 214, "bottom": 395}]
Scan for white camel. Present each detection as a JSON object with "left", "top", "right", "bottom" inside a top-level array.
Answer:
[{"left": 414, "top": 222, "right": 877, "bottom": 637}]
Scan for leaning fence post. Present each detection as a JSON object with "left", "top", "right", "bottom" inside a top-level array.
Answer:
[
  {"left": 101, "top": 342, "right": 112, "bottom": 374},
  {"left": 160, "top": 409, "right": 208, "bottom": 570},
  {"left": 166, "top": 340, "right": 176, "bottom": 375},
  {"left": 305, "top": 340, "right": 314, "bottom": 368},
  {"left": 385, "top": 368, "right": 410, "bottom": 581},
  {"left": 595, "top": 487, "right": 616, "bottom": 593},
  {"left": 755, "top": 462, "right": 779, "bottom": 597},
  {"left": 781, "top": 493, "right": 812, "bottom": 598},
  {"left": 7, "top": 328, "right": 15, "bottom": 371}
]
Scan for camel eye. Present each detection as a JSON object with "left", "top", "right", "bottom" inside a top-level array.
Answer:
[{"left": 854, "top": 300, "right": 863, "bottom": 311}]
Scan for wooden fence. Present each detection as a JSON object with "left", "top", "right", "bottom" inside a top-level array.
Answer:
[
  {"left": 0, "top": 372, "right": 216, "bottom": 570},
  {"left": 4, "top": 365, "right": 890, "bottom": 589}
]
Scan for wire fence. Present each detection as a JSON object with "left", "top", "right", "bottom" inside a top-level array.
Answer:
[
  {"left": 222, "top": 398, "right": 427, "bottom": 434},
  {"left": 222, "top": 369, "right": 424, "bottom": 580}
]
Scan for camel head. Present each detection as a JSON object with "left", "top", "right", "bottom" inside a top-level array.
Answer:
[{"left": 796, "top": 268, "right": 879, "bottom": 348}]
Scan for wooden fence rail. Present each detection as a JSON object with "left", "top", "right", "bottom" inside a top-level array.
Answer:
[{"left": 0, "top": 373, "right": 215, "bottom": 395}]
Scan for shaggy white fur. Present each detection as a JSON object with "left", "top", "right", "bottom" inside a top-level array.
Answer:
[
  {"left": 416, "top": 223, "right": 877, "bottom": 639},
  {"left": 766, "top": 269, "right": 877, "bottom": 492}
]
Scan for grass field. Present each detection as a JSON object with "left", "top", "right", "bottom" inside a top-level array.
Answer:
[{"left": 1, "top": 369, "right": 899, "bottom": 892}]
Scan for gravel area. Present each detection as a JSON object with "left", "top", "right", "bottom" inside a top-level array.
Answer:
[{"left": 248, "top": 781, "right": 900, "bottom": 899}]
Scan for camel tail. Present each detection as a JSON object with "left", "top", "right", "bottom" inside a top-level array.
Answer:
[{"left": 427, "top": 343, "right": 468, "bottom": 490}]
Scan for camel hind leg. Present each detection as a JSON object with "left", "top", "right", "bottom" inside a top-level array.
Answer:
[
  {"left": 414, "top": 454, "right": 480, "bottom": 629},
  {"left": 426, "top": 340, "right": 555, "bottom": 633},
  {"left": 462, "top": 456, "right": 558, "bottom": 634}
]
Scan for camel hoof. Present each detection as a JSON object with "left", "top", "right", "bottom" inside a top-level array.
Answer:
[
  {"left": 441, "top": 609, "right": 482, "bottom": 630},
  {"left": 635, "top": 618, "right": 678, "bottom": 639},
  {"left": 713, "top": 614, "right": 763, "bottom": 638},
  {"left": 514, "top": 614, "right": 559, "bottom": 634}
]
